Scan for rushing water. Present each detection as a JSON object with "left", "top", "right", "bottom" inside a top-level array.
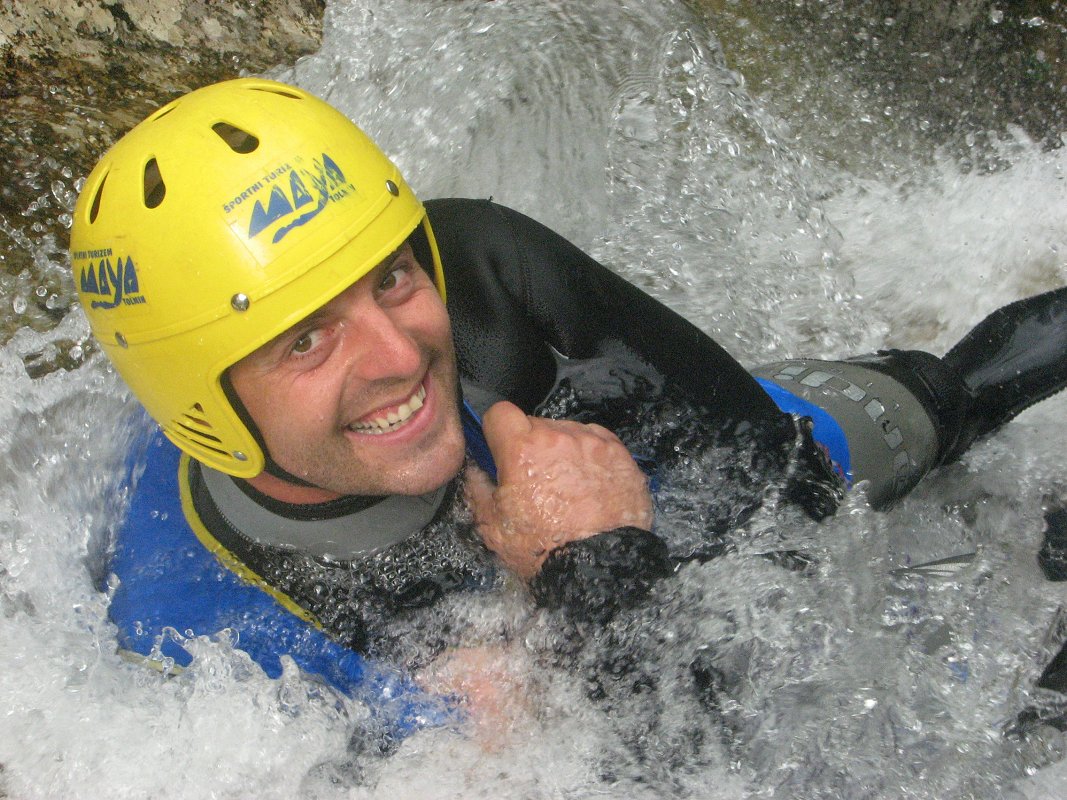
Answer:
[{"left": 2, "top": 1, "right": 1067, "bottom": 797}]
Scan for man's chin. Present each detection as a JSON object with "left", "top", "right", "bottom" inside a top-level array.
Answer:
[
  {"left": 388, "top": 449, "right": 467, "bottom": 497},
  {"left": 349, "top": 436, "right": 467, "bottom": 497}
]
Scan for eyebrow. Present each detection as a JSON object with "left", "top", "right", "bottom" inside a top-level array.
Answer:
[{"left": 259, "top": 246, "right": 409, "bottom": 356}]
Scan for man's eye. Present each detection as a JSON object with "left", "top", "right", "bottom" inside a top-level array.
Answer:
[
  {"left": 291, "top": 330, "right": 319, "bottom": 355},
  {"left": 378, "top": 265, "right": 412, "bottom": 294}
]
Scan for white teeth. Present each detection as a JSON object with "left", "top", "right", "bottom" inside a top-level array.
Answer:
[{"left": 350, "top": 385, "right": 427, "bottom": 435}]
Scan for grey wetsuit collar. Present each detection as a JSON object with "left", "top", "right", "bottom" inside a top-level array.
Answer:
[{"left": 198, "top": 463, "right": 450, "bottom": 561}]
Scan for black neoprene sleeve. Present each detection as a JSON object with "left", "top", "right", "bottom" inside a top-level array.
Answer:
[{"left": 427, "top": 198, "right": 789, "bottom": 437}]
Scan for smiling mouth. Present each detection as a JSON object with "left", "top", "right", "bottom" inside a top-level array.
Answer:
[{"left": 348, "top": 384, "right": 427, "bottom": 435}]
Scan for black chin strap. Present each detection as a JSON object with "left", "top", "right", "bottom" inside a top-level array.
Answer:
[
  {"left": 260, "top": 452, "right": 321, "bottom": 488},
  {"left": 220, "top": 371, "right": 322, "bottom": 489}
]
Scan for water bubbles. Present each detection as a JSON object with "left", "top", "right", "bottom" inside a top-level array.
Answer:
[
  {"left": 35, "top": 286, "right": 47, "bottom": 298},
  {"left": 990, "top": 8, "right": 1005, "bottom": 24},
  {"left": 12, "top": 296, "right": 27, "bottom": 314},
  {"left": 51, "top": 179, "right": 77, "bottom": 211}
]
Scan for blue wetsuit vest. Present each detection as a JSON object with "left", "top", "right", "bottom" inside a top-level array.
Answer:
[{"left": 110, "top": 429, "right": 456, "bottom": 737}]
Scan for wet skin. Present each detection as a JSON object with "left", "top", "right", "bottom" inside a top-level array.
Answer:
[{"left": 229, "top": 243, "right": 467, "bottom": 504}]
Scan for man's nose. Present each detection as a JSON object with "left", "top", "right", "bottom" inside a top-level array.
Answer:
[{"left": 341, "top": 301, "right": 422, "bottom": 382}]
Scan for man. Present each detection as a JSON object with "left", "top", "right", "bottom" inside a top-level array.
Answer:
[{"left": 70, "top": 78, "right": 1067, "bottom": 738}]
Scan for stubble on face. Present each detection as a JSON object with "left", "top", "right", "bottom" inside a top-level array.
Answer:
[
  {"left": 291, "top": 338, "right": 467, "bottom": 498},
  {"left": 228, "top": 248, "right": 468, "bottom": 502}
]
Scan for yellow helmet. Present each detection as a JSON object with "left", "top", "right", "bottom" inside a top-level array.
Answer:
[{"left": 70, "top": 78, "right": 444, "bottom": 478}]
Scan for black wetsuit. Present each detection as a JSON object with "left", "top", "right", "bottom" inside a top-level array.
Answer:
[{"left": 190, "top": 198, "right": 839, "bottom": 663}]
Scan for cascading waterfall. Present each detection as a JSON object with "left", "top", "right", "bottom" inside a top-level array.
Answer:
[{"left": 1, "top": 1, "right": 1066, "bottom": 798}]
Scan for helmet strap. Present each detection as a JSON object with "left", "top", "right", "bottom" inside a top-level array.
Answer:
[
  {"left": 408, "top": 225, "right": 438, "bottom": 287},
  {"left": 221, "top": 371, "right": 322, "bottom": 489}
]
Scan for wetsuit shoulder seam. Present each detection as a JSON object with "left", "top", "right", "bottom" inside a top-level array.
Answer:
[{"left": 482, "top": 200, "right": 535, "bottom": 313}]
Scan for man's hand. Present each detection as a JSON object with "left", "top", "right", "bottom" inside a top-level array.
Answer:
[
  {"left": 417, "top": 645, "right": 533, "bottom": 750},
  {"left": 465, "top": 401, "right": 653, "bottom": 579}
]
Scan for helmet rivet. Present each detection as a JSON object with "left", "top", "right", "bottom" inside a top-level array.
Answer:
[
  {"left": 230, "top": 293, "right": 251, "bottom": 312},
  {"left": 232, "top": 451, "right": 248, "bottom": 461},
  {"left": 385, "top": 180, "right": 399, "bottom": 197},
  {"left": 115, "top": 331, "right": 128, "bottom": 348}
]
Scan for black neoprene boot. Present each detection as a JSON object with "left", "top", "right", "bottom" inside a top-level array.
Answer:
[
  {"left": 853, "top": 286, "right": 1067, "bottom": 469},
  {"left": 939, "top": 285, "right": 1067, "bottom": 463}
]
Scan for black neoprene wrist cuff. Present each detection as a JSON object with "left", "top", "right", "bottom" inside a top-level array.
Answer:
[{"left": 529, "top": 527, "right": 674, "bottom": 624}]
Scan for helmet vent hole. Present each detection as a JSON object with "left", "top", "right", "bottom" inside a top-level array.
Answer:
[
  {"left": 172, "top": 405, "right": 226, "bottom": 453},
  {"left": 149, "top": 105, "right": 177, "bottom": 122},
  {"left": 250, "top": 86, "right": 302, "bottom": 100},
  {"left": 212, "top": 122, "right": 259, "bottom": 154},
  {"left": 143, "top": 158, "right": 166, "bottom": 209},
  {"left": 88, "top": 173, "right": 107, "bottom": 224}
]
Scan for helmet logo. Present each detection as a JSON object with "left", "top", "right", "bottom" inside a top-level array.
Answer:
[
  {"left": 243, "top": 153, "right": 353, "bottom": 244},
  {"left": 75, "top": 249, "right": 146, "bottom": 310}
]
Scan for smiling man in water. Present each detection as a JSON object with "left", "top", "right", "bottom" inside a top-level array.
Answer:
[
  {"left": 71, "top": 78, "right": 1067, "bottom": 739},
  {"left": 227, "top": 243, "right": 467, "bottom": 502}
]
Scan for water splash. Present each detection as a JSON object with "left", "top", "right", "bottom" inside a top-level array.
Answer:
[{"left": 2, "top": 0, "right": 1067, "bottom": 797}]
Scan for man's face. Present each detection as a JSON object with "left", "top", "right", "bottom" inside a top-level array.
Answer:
[{"left": 228, "top": 243, "right": 466, "bottom": 499}]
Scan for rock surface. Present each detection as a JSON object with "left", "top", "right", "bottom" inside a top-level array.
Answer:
[{"left": 0, "top": 0, "right": 325, "bottom": 341}]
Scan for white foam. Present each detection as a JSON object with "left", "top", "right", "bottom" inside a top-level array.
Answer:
[{"left": 4, "top": 0, "right": 1067, "bottom": 797}]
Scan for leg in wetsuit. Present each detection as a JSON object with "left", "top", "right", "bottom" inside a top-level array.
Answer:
[{"left": 753, "top": 286, "right": 1067, "bottom": 509}]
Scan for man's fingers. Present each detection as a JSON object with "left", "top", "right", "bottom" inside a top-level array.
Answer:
[{"left": 482, "top": 401, "right": 547, "bottom": 484}]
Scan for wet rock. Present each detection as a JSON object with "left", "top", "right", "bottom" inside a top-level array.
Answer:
[
  {"left": 0, "top": 0, "right": 325, "bottom": 342},
  {"left": 697, "top": 0, "right": 1066, "bottom": 171}
]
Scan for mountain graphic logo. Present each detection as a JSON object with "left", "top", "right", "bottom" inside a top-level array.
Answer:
[{"left": 246, "top": 154, "right": 351, "bottom": 244}]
